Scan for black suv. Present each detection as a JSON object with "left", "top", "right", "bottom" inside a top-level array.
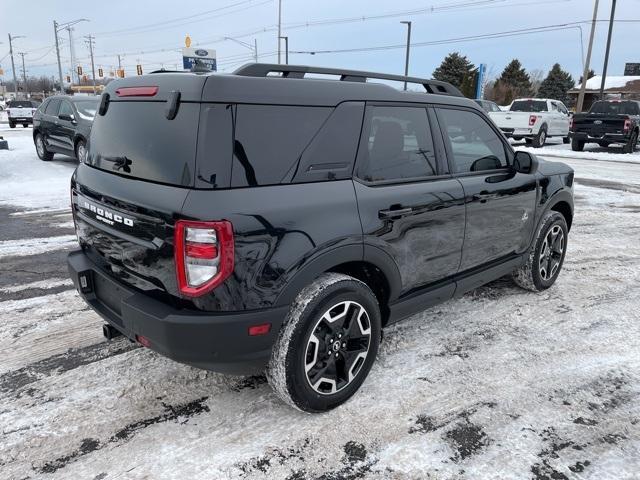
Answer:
[
  {"left": 33, "top": 95, "right": 99, "bottom": 162},
  {"left": 67, "top": 64, "right": 574, "bottom": 412}
]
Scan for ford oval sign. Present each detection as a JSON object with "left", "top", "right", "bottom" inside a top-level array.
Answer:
[{"left": 195, "top": 49, "right": 209, "bottom": 57}]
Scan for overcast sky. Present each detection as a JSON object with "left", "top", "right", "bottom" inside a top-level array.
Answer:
[{"left": 1, "top": 0, "right": 638, "bottom": 84}]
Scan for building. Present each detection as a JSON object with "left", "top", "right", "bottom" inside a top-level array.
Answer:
[{"left": 569, "top": 75, "right": 640, "bottom": 111}]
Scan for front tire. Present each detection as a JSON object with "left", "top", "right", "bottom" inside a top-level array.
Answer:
[
  {"left": 512, "top": 211, "right": 568, "bottom": 292},
  {"left": 532, "top": 126, "right": 547, "bottom": 148},
  {"left": 623, "top": 130, "right": 638, "bottom": 154},
  {"left": 75, "top": 139, "right": 87, "bottom": 162},
  {"left": 35, "top": 133, "right": 53, "bottom": 161},
  {"left": 267, "top": 273, "right": 381, "bottom": 412}
]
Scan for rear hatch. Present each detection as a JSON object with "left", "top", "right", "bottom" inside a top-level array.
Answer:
[{"left": 72, "top": 74, "right": 207, "bottom": 299}]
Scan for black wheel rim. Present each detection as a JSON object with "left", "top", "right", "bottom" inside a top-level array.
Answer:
[
  {"left": 304, "top": 301, "right": 372, "bottom": 395},
  {"left": 539, "top": 224, "right": 564, "bottom": 281}
]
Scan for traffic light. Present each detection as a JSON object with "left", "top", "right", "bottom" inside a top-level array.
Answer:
[
  {"left": 98, "top": 68, "right": 104, "bottom": 77},
  {"left": 66, "top": 75, "right": 71, "bottom": 83},
  {"left": 77, "top": 66, "right": 83, "bottom": 76},
  {"left": 117, "top": 69, "right": 125, "bottom": 78},
  {"left": 136, "top": 64, "right": 143, "bottom": 76}
]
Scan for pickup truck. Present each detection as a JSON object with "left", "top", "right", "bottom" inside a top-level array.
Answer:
[
  {"left": 7, "top": 100, "right": 39, "bottom": 128},
  {"left": 489, "top": 98, "right": 571, "bottom": 148},
  {"left": 569, "top": 100, "right": 640, "bottom": 153}
]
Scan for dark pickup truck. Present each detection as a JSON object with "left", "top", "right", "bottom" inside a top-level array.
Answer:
[{"left": 569, "top": 100, "right": 640, "bottom": 153}]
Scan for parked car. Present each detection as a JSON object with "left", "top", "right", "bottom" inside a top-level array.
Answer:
[
  {"left": 67, "top": 64, "right": 574, "bottom": 412},
  {"left": 6, "top": 100, "right": 39, "bottom": 128},
  {"left": 475, "top": 99, "right": 502, "bottom": 113},
  {"left": 569, "top": 100, "right": 640, "bottom": 153},
  {"left": 489, "top": 98, "right": 571, "bottom": 147},
  {"left": 33, "top": 96, "right": 99, "bottom": 162}
]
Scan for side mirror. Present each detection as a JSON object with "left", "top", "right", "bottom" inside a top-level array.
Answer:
[
  {"left": 59, "top": 113, "right": 75, "bottom": 123},
  {"left": 513, "top": 151, "right": 538, "bottom": 175}
]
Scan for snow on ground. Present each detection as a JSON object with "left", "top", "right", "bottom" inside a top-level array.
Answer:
[
  {"left": 513, "top": 137, "right": 640, "bottom": 165},
  {"left": 1, "top": 126, "right": 640, "bottom": 479}
]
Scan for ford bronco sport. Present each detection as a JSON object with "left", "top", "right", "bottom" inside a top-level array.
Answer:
[{"left": 67, "top": 64, "right": 574, "bottom": 412}]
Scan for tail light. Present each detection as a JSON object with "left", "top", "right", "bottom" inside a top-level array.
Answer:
[
  {"left": 529, "top": 115, "right": 537, "bottom": 127},
  {"left": 115, "top": 86, "right": 158, "bottom": 97},
  {"left": 174, "top": 220, "right": 234, "bottom": 297},
  {"left": 32, "top": 109, "right": 36, "bottom": 115},
  {"left": 623, "top": 119, "right": 631, "bottom": 132},
  {"left": 569, "top": 117, "right": 575, "bottom": 131}
]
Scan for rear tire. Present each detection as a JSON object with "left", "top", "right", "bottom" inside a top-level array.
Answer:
[
  {"left": 623, "top": 130, "right": 638, "bottom": 154},
  {"left": 598, "top": 141, "right": 611, "bottom": 148},
  {"left": 75, "top": 139, "right": 87, "bottom": 162},
  {"left": 9, "top": 122, "right": 15, "bottom": 129},
  {"left": 267, "top": 273, "right": 381, "bottom": 413},
  {"left": 571, "top": 138, "right": 585, "bottom": 152},
  {"left": 35, "top": 133, "right": 54, "bottom": 161},
  {"left": 512, "top": 211, "right": 568, "bottom": 292},
  {"left": 532, "top": 127, "right": 547, "bottom": 148},
  {"left": 22, "top": 124, "right": 28, "bottom": 128}
]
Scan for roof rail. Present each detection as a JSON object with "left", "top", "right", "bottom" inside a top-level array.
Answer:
[{"left": 233, "top": 63, "right": 464, "bottom": 97}]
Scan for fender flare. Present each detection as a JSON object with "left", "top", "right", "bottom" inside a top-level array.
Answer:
[
  {"left": 528, "top": 188, "right": 573, "bottom": 250},
  {"left": 274, "top": 243, "right": 403, "bottom": 307}
]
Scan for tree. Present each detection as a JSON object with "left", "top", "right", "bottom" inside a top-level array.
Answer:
[
  {"left": 578, "top": 69, "right": 596, "bottom": 86},
  {"left": 537, "top": 63, "right": 574, "bottom": 104},
  {"left": 493, "top": 59, "right": 532, "bottom": 104},
  {"left": 433, "top": 52, "right": 477, "bottom": 97}
]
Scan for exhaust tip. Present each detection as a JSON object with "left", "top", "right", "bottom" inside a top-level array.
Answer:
[{"left": 102, "top": 324, "right": 122, "bottom": 340}]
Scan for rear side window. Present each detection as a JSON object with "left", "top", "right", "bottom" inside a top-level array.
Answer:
[
  {"left": 437, "top": 107, "right": 508, "bottom": 173},
  {"left": 88, "top": 101, "right": 200, "bottom": 186},
  {"left": 231, "top": 105, "right": 331, "bottom": 187},
  {"left": 356, "top": 106, "right": 437, "bottom": 183},
  {"left": 45, "top": 98, "right": 62, "bottom": 115}
]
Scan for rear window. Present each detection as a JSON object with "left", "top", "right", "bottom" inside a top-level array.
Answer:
[
  {"left": 75, "top": 100, "right": 99, "bottom": 119},
  {"left": 590, "top": 101, "right": 640, "bottom": 115},
  {"left": 510, "top": 100, "right": 548, "bottom": 112},
  {"left": 8, "top": 100, "right": 37, "bottom": 108},
  {"left": 87, "top": 101, "right": 200, "bottom": 187}
]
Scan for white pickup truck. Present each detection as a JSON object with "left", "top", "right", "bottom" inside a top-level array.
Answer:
[
  {"left": 488, "top": 98, "right": 571, "bottom": 147},
  {"left": 7, "top": 100, "right": 39, "bottom": 129}
]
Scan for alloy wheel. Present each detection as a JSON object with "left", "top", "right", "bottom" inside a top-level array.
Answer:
[
  {"left": 539, "top": 224, "right": 564, "bottom": 281},
  {"left": 304, "top": 301, "right": 372, "bottom": 395},
  {"left": 36, "top": 136, "right": 45, "bottom": 157}
]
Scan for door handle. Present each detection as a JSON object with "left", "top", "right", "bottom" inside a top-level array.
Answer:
[{"left": 379, "top": 207, "right": 413, "bottom": 219}]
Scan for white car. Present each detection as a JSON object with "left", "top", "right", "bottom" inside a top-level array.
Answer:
[
  {"left": 6, "top": 100, "right": 39, "bottom": 128},
  {"left": 488, "top": 98, "right": 571, "bottom": 147}
]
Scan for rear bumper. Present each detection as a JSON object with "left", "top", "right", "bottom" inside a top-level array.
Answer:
[
  {"left": 8, "top": 117, "right": 33, "bottom": 124},
  {"left": 67, "top": 249, "right": 287, "bottom": 375},
  {"left": 569, "top": 131, "right": 629, "bottom": 143},
  {"left": 500, "top": 127, "right": 535, "bottom": 138}
]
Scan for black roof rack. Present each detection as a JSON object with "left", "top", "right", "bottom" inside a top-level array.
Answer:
[{"left": 233, "top": 63, "right": 463, "bottom": 97}]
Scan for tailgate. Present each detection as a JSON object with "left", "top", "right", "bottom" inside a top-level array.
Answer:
[
  {"left": 492, "top": 112, "right": 532, "bottom": 129},
  {"left": 573, "top": 115, "right": 626, "bottom": 136}
]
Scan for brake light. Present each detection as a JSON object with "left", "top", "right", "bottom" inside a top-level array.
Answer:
[
  {"left": 32, "top": 109, "right": 36, "bottom": 115},
  {"left": 570, "top": 117, "right": 575, "bottom": 131},
  {"left": 115, "top": 86, "right": 158, "bottom": 97},
  {"left": 623, "top": 119, "right": 631, "bottom": 132},
  {"left": 174, "top": 220, "right": 234, "bottom": 297},
  {"left": 529, "top": 115, "right": 537, "bottom": 127}
]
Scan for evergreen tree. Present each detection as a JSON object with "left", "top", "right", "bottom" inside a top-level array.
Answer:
[
  {"left": 493, "top": 59, "right": 532, "bottom": 103},
  {"left": 578, "top": 69, "right": 596, "bottom": 86},
  {"left": 537, "top": 63, "right": 574, "bottom": 104},
  {"left": 433, "top": 52, "right": 476, "bottom": 96}
]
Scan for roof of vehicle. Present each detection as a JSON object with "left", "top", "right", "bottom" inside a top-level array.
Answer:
[
  {"left": 511, "top": 98, "right": 561, "bottom": 103},
  {"left": 103, "top": 63, "right": 480, "bottom": 110}
]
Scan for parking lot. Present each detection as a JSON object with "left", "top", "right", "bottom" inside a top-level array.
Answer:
[{"left": 1, "top": 125, "right": 639, "bottom": 479}]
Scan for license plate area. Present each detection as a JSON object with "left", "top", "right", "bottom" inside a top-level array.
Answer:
[{"left": 94, "top": 273, "right": 124, "bottom": 320}]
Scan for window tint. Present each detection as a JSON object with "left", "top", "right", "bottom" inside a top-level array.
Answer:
[
  {"left": 510, "top": 100, "right": 548, "bottom": 112},
  {"left": 45, "top": 98, "right": 62, "bottom": 115},
  {"left": 437, "top": 108, "right": 508, "bottom": 173},
  {"left": 357, "top": 106, "right": 437, "bottom": 182},
  {"left": 59, "top": 101, "right": 74, "bottom": 117},
  {"left": 231, "top": 105, "right": 331, "bottom": 187},
  {"left": 590, "top": 101, "right": 640, "bottom": 115}
]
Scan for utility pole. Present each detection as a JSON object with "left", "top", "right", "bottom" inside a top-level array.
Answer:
[
  {"left": 254, "top": 38, "right": 258, "bottom": 62},
  {"left": 401, "top": 21, "right": 412, "bottom": 91},
  {"left": 279, "top": 36, "right": 289, "bottom": 64},
  {"left": 66, "top": 26, "right": 76, "bottom": 84},
  {"left": 85, "top": 35, "right": 97, "bottom": 94},
  {"left": 8, "top": 34, "right": 23, "bottom": 98},
  {"left": 53, "top": 21, "right": 64, "bottom": 93},
  {"left": 599, "top": 0, "right": 617, "bottom": 99},
  {"left": 18, "top": 52, "right": 27, "bottom": 95},
  {"left": 277, "top": 0, "right": 282, "bottom": 64},
  {"left": 577, "top": 0, "right": 599, "bottom": 112}
]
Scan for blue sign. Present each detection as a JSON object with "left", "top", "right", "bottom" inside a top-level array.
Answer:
[{"left": 182, "top": 47, "right": 217, "bottom": 71}]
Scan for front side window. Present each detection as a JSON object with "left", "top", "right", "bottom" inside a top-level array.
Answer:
[
  {"left": 437, "top": 108, "right": 508, "bottom": 173},
  {"left": 59, "top": 101, "right": 74, "bottom": 118},
  {"left": 357, "top": 106, "right": 437, "bottom": 182},
  {"left": 45, "top": 98, "right": 61, "bottom": 115}
]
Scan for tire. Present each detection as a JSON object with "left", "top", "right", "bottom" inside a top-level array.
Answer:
[
  {"left": 75, "top": 139, "right": 87, "bottom": 162},
  {"left": 524, "top": 138, "right": 533, "bottom": 145},
  {"left": 9, "top": 122, "right": 15, "bottom": 129},
  {"left": 34, "top": 133, "right": 54, "bottom": 161},
  {"left": 22, "top": 124, "right": 28, "bottom": 128},
  {"left": 512, "top": 211, "right": 568, "bottom": 292},
  {"left": 531, "top": 126, "right": 547, "bottom": 148},
  {"left": 623, "top": 130, "right": 638, "bottom": 154},
  {"left": 598, "top": 141, "right": 611, "bottom": 148},
  {"left": 267, "top": 273, "right": 381, "bottom": 413},
  {"left": 513, "top": 136, "right": 523, "bottom": 141},
  {"left": 571, "top": 138, "right": 585, "bottom": 152},
  {"left": 563, "top": 137, "right": 570, "bottom": 144}
]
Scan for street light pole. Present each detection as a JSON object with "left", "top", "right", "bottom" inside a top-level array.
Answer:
[
  {"left": 401, "top": 21, "right": 412, "bottom": 91},
  {"left": 279, "top": 36, "right": 289, "bottom": 64},
  {"left": 66, "top": 26, "right": 76, "bottom": 85},
  {"left": 224, "top": 37, "right": 258, "bottom": 63},
  {"left": 53, "top": 21, "right": 64, "bottom": 93},
  {"left": 18, "top": 52, "right": 27, "bottom": 95},
  {"left": 277, "top": 0, "right": 282, "bottom": 64},
  {"left": 599, "top": 0, "right": 617, "bottom": 99},
  {"left": 577, "top": 0, "right": 599, "bottom": 112},
  {"left": 85, "top": 35, "right": 97, "bottom": 94}
]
